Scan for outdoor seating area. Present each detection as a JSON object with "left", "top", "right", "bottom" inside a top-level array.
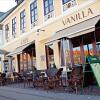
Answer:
[
  {"left": 0, "top": 67, "right": 66, "bottom": 89},
  {"left": 0, "top": 65, "right": 100, "bottom": 96}
]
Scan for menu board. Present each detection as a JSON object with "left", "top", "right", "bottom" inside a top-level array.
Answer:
[{"left": 87, "top": 56, "right": 100, "bottom": 87}]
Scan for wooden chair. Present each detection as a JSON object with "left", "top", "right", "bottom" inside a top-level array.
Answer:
[
  {"left": 33, "top": 70, "right": 44, "bottom": 87},
  {"left": 23, "top": 73, "right": 33, "bottom": 87},
  {"left": 67, "top": 66, "right": 83, "bottom": 93},
  {"left": 1, "top": 73, "right": 6, "bottom": 85},
  {"left": 46, "top": 68, "right": 63, "bottom": 89},
  {"left": 0, "top": 76, "right": 3, "bottom": 86}
]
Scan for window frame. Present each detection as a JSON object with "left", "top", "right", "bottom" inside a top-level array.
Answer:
[
  {"left": 30, "top": 0, "right": 38, "bottom": 24},
  {"left": 62, "top": 0, "right": 71, "bottom": 5},
  {"left": 5, "top": 24, "right": 9, "bottom": 41},
  {"left": 43, "top": 0, "right": 54, "bottom": 15},
  {"left": 20, "top": 9, "right": 25, "bottom": 31},
  {"left": 12, "top": 17, "right": 16, "bottom": 36}
]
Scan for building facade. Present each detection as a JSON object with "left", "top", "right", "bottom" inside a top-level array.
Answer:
[
  {"left": 0, "top": 0, "right": 100, "bottom": 72},
  {"left": 0, "top": 20, "right": 5, "bottom": 72}
]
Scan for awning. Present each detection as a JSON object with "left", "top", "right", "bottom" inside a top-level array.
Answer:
[
  {"left": 47, "top": 15, "right": 100, "bottom": 43},
  {"left": 6, "top": 42, "right": 34, "bottom": 56}
]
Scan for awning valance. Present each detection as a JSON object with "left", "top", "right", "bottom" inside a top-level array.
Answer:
[
  {"left": 47, "top": 15, "right": 100, "bottom": 43},
  {"left": 6, "top": 42, "right": 34, "bottom": 56}
]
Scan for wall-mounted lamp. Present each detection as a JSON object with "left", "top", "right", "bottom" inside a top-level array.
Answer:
[{"left": 37, "top": 29, "right": 45, "bottom": 32}]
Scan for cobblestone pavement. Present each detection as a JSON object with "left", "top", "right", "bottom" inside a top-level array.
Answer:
[{"left": 0, "top": 86, "right": 100, "bottom": 100}]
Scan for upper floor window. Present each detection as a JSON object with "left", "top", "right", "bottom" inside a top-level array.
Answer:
[
  {"left": 12, "top": 17, "right": 16, "bottom": 38},
  {"left": 62, "top": 0, "right": 77, "bottom": 11},
  {"left": 30, "top": 0, "right": 37, "bottom": 25},
  {"left": 44, "top": 0, "right": 53, "bottom": 15},
  {"left": 20, "top": 10, "right": 25, "bottom": 32},
  {"left": 62, "top": 0, "right": 71, "bottom": 4},
  {"left": 5, "top": 24, "right": 9, "bottom": 42}
]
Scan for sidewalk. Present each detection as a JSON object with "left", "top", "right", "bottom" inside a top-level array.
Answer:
[{"left": 0, "top": 86, "right": 100, "bottom": 100}]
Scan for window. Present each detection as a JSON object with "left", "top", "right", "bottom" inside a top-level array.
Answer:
[
  {"left": 30, "top": 0, "right": 37, "bottom": 24},
  {"left": 20, "top": 10, "right": 25, "bottom": 32},
  {"left": 44, "top": 0, "right": 53, "bottom": 15},
  {"left": 5, "top": 24, "right": 9, "bottom": 42},
  {"left": 95, "top": 28, "right": 100, "bottom": 59},
  {"left": 12, "top": 17, "right": 16, "bottom": 37},
  {"left": 62, "top": 0, "right": 77, "bottom": 11},
  {"left": 71, "top": 36, "right": 82, "bottom": 64},
  {"left": 62, "top": 0, "right": 71, "bottom": 4},
  {"left": 73, "top": 47, "right": 81, "bottom": 64},
  {"left": 83, "top": 33, "right": 95, "bottom": 56}
]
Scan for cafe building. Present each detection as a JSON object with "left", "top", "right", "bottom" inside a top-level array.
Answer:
[
  {"left": 0, "top": 0, "right": 100, "bottom": 73},
  {"left": 47, "top": 9, "right": 100, "bottom": 67}
]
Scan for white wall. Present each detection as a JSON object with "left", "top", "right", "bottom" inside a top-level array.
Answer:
[
  {"left": 0, "top": 29, "right": 5, "bottom": 72},
  {"left": 0, "top": 30, "right": 3, "bottom": 47}
]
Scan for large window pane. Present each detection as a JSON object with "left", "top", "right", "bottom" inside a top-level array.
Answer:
[
  {"left": 45, "top": 0, "right": 48, "bottom": 7},
  {"left": 20, "top": 10, "right": 25, "bottom": 30},
  {"left": 96, "top": 43, "right": 100, "bottom": 59},
  {"left": 49, "top": 0, "right": 53, "bottom": 5},
  {"left": 62, "top": 0, "right": 76, "bottom": 11},
  {"left": 45, "top": 7, "right": 49, "bottom": 14},
  {"left": 71, "top": 36, "right": 82, "bottom": 64},
  {"left": 95, "top": 28, "right": 100, "bottom": 59},
  {"left": 62, "top": 0, "right": 71, "bottom": 4},
  {"left": 30, "top": 0, "right": 37, "bottom": 24},
  {"left": 12, "top": 17, "right": 16, "bottom": 36},
  {"left": 84, "top": 44, "right": 94, "bottom": 56},
  {"left": 83, "top": 33, "right": 95, "bottom": 56},
  {"left": 46, "top": 44, "right": 54, "bottom": 68},
  {"left": 73, "top": 47, "right": 81, "bottom": 64},
  {"left": 44, "top": 0, "right": 53, "bottom": 15},
  {"left": 49, "top": 5, "right": 53, "bottom": 11}
]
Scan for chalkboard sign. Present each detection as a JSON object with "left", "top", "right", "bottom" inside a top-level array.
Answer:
[{"left": 86, "top": 55, "right": 100, "bottom": 87}]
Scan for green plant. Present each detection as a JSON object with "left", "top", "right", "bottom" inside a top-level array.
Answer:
[{"left": 53, "top": 63, "right": 56, "bottom": 68}]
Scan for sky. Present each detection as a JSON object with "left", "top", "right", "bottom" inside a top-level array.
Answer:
[{"left": 0, "top": 0, "right": 17, "bottom": 12}]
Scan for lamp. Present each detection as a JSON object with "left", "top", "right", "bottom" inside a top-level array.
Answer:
[{"left": 37, "top": 29, "right": 45, "bottom": 32}]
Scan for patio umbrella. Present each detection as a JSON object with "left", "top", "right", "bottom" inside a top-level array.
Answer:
[{"left": 60, "top": 38, "right": 70, "bottom": 86}]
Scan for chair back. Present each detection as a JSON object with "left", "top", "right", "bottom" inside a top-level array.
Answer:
[
  {"left": 33, "top": 70, "right": 41, "bottom": 80},
  {"left": 71, "top": 66, "right": 82, "bottom": 80},
  {"left": 46, "top": 68, "right": 58, "bottom": 77},
  {"left": 56, "top": 68, "right": 63, "bottom": 78}
]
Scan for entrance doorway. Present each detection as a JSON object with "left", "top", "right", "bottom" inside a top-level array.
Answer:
[
  {"left": 45, "top": 44, "right": 54, "bottom": 69},
  {"left": 17, "top": 43, "right": 36, "bottom": 72}
]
